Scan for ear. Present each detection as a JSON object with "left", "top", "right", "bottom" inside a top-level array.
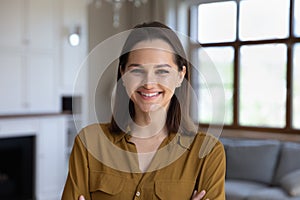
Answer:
[
  {"left": 120, "top": 65, "right": 126, "bottom": 86},
  {"left": 120, "top": 65, "right": 125, "bottom": 76},
  {"left": 177, "top": 66, "right": 186, "bottom": 87}
]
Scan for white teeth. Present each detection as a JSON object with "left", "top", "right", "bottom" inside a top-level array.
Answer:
[{"left": 140, "top": 92, "right": 159, "bottom": 97}]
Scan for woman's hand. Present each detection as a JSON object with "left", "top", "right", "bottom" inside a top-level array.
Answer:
[
  {"left": 192, "top": 190, "right": 209, "bottom": 200},
  {"left": 78, "top": 191, "right": 208, "bottom": 200},
  {"left": 79, "top": 195, "right": 85, "bottom": 200}
]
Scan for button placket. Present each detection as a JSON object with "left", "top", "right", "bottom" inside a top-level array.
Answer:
[
  {"left": 134, "top": 188, "right": 142, "bottom": 200},
  {"left": 136, "top": 191, "right": 141, "bottom": 197}
]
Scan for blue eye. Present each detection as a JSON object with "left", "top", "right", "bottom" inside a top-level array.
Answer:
[
  {"left": 130, "top": 69, "right": 144, "bottom": 74},
  {"left": 156, "top": 70, "right": 169, "bottom": 75}
]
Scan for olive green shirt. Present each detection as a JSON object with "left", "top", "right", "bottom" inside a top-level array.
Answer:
[{"left": 61, "top": 123, "right": 226, "bottom": 200}]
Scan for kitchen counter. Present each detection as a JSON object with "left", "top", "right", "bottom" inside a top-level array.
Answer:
[{"left": 0, "top": 112, "right": 71, "bottom": 119}]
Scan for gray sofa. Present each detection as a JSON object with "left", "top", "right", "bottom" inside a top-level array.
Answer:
[{"left": 221, "top": 137, "right": 300, "bottom": 200}]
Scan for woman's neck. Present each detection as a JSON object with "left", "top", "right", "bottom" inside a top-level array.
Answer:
[{"left": 131, "top": 106, "right": 167, "bottom": 139}]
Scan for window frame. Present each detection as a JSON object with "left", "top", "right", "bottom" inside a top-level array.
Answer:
[{"left": 188, "top": 0, "right": 300, "bottom": 134}]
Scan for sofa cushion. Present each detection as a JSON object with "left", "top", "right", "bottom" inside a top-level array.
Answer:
[
  {"left": 280, "top": 169, "right": 300, "bottom": 197},
  {"left": 225, "top": 179, "right": 267, "bottom": 200},
  {"left": 274, "top": 142, "right": 300, "bottom": 185},
  {"left": 222, "top": 138, "right": 281, "bottom": 184},
  {"left": 247, "top": 187, "right": 300, "bottom": 200},
  {"left": 220, "top": 137, "right": 234, "bottom": 151}
]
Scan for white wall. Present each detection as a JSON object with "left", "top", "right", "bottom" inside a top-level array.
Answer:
[{"left": 60, "top": 0, "right": 88, "bottom": 96}]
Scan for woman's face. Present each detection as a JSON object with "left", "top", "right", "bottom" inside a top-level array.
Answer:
[{"left": 121, "top": 39, "right": 186, "bottom": 114}]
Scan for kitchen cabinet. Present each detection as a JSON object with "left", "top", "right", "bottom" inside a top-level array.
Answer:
[
  {"left": 0, "top": 0, "right": 24, "bottom": 48},
  {"left": 0, "top": 53, "right": 24, "bottom": 113},
  {"left": 0, "top": 0, "right": 60, "bottom": 114},
  {"left": 27, "top": 53, "right": 58, "bottom": 113}
]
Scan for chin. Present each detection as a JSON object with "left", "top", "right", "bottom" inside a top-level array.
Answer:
[{"left": 136, "top": 104, "right": 161, "bottom": 113}]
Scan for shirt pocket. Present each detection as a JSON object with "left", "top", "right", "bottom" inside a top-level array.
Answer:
[
  {"left": 154, "top": 180, "right": 196, "bottom": 200},
  {"left": 89, "top": 171, "right": 125, "bottom": 198}
]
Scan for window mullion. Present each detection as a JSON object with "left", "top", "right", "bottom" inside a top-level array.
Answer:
[
  {"left": 286, "top": 0, "right": 294, "bottom": 130},
  {"left": 233, "top": 0, "right": 240, "bottom": 127},
  {"left": 233, "top": 43, "right": 239, "bottom": 127},
  {"left": 286, "top": 44, "right": 292, "bottom": 130}
]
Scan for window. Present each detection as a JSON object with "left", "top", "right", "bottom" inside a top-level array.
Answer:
[
  {"left": 239, "top": 0, "right": 289, "bottom": 40},
  {"left": 295, "top": 0, "right": 300, "bottom": 36},
  {"left": 191, "top": 0, "right": 300, "bottom": 132},
  {"left": 294, "top": 44, "right": 300, "bottom": 129},
  {"left": 198, "top": 47, "right": 234, "bottom": 124},
  {"left": 239, "top": 44, "right": 287, "bottom": 128},
  {"left": 198, "top": 1, "right": 237, "bottom": 43}
]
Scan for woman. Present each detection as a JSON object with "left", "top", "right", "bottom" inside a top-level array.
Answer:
[{"left": 62, "top": 21, "right": 225, "bottom": 200}]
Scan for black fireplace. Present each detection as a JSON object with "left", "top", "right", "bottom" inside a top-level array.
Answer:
[{"left": 0, "top": 136, "right": 35, "bottom": 200}]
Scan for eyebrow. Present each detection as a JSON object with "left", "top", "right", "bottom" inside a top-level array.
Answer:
[{"left": 127, "top": 64, "right": 172, "bottom": 68}]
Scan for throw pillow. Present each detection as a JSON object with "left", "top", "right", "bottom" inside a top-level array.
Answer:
[
  {"left": 225, "top": 138, "right": 281, "bottom": 184},
  {"left": 280, "top": 169, "right": 300, "bottom": 196},
  {"left": 274, "top": 142, "right": 300, "bottom": 185}
]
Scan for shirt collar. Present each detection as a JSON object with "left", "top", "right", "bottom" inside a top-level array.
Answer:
[
  {"left": 113, "top": 131, "right": 128, "bottom": 143},
  {"left": 174, "top": 132, "right": 193, "bottom": 150},
  {"left": 113, "top": 130, "right": 193, "bottom": 151}
]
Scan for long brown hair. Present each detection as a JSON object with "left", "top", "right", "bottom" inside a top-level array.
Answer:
[{"left": 110, "top": 21, "right": 195, "bottom": 134}]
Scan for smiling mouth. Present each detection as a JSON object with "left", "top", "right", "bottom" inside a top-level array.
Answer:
[{"left": 138, "top": 91, "right": 162, "bottom": 98}]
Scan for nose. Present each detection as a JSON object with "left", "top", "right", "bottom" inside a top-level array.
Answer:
[{"left": 142, "top": 71, "right": 157, "bottom": 88}]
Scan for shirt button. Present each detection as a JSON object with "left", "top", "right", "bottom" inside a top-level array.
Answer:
[{"left": 136, "top": 191, "right": 141, "bottom": 197}]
